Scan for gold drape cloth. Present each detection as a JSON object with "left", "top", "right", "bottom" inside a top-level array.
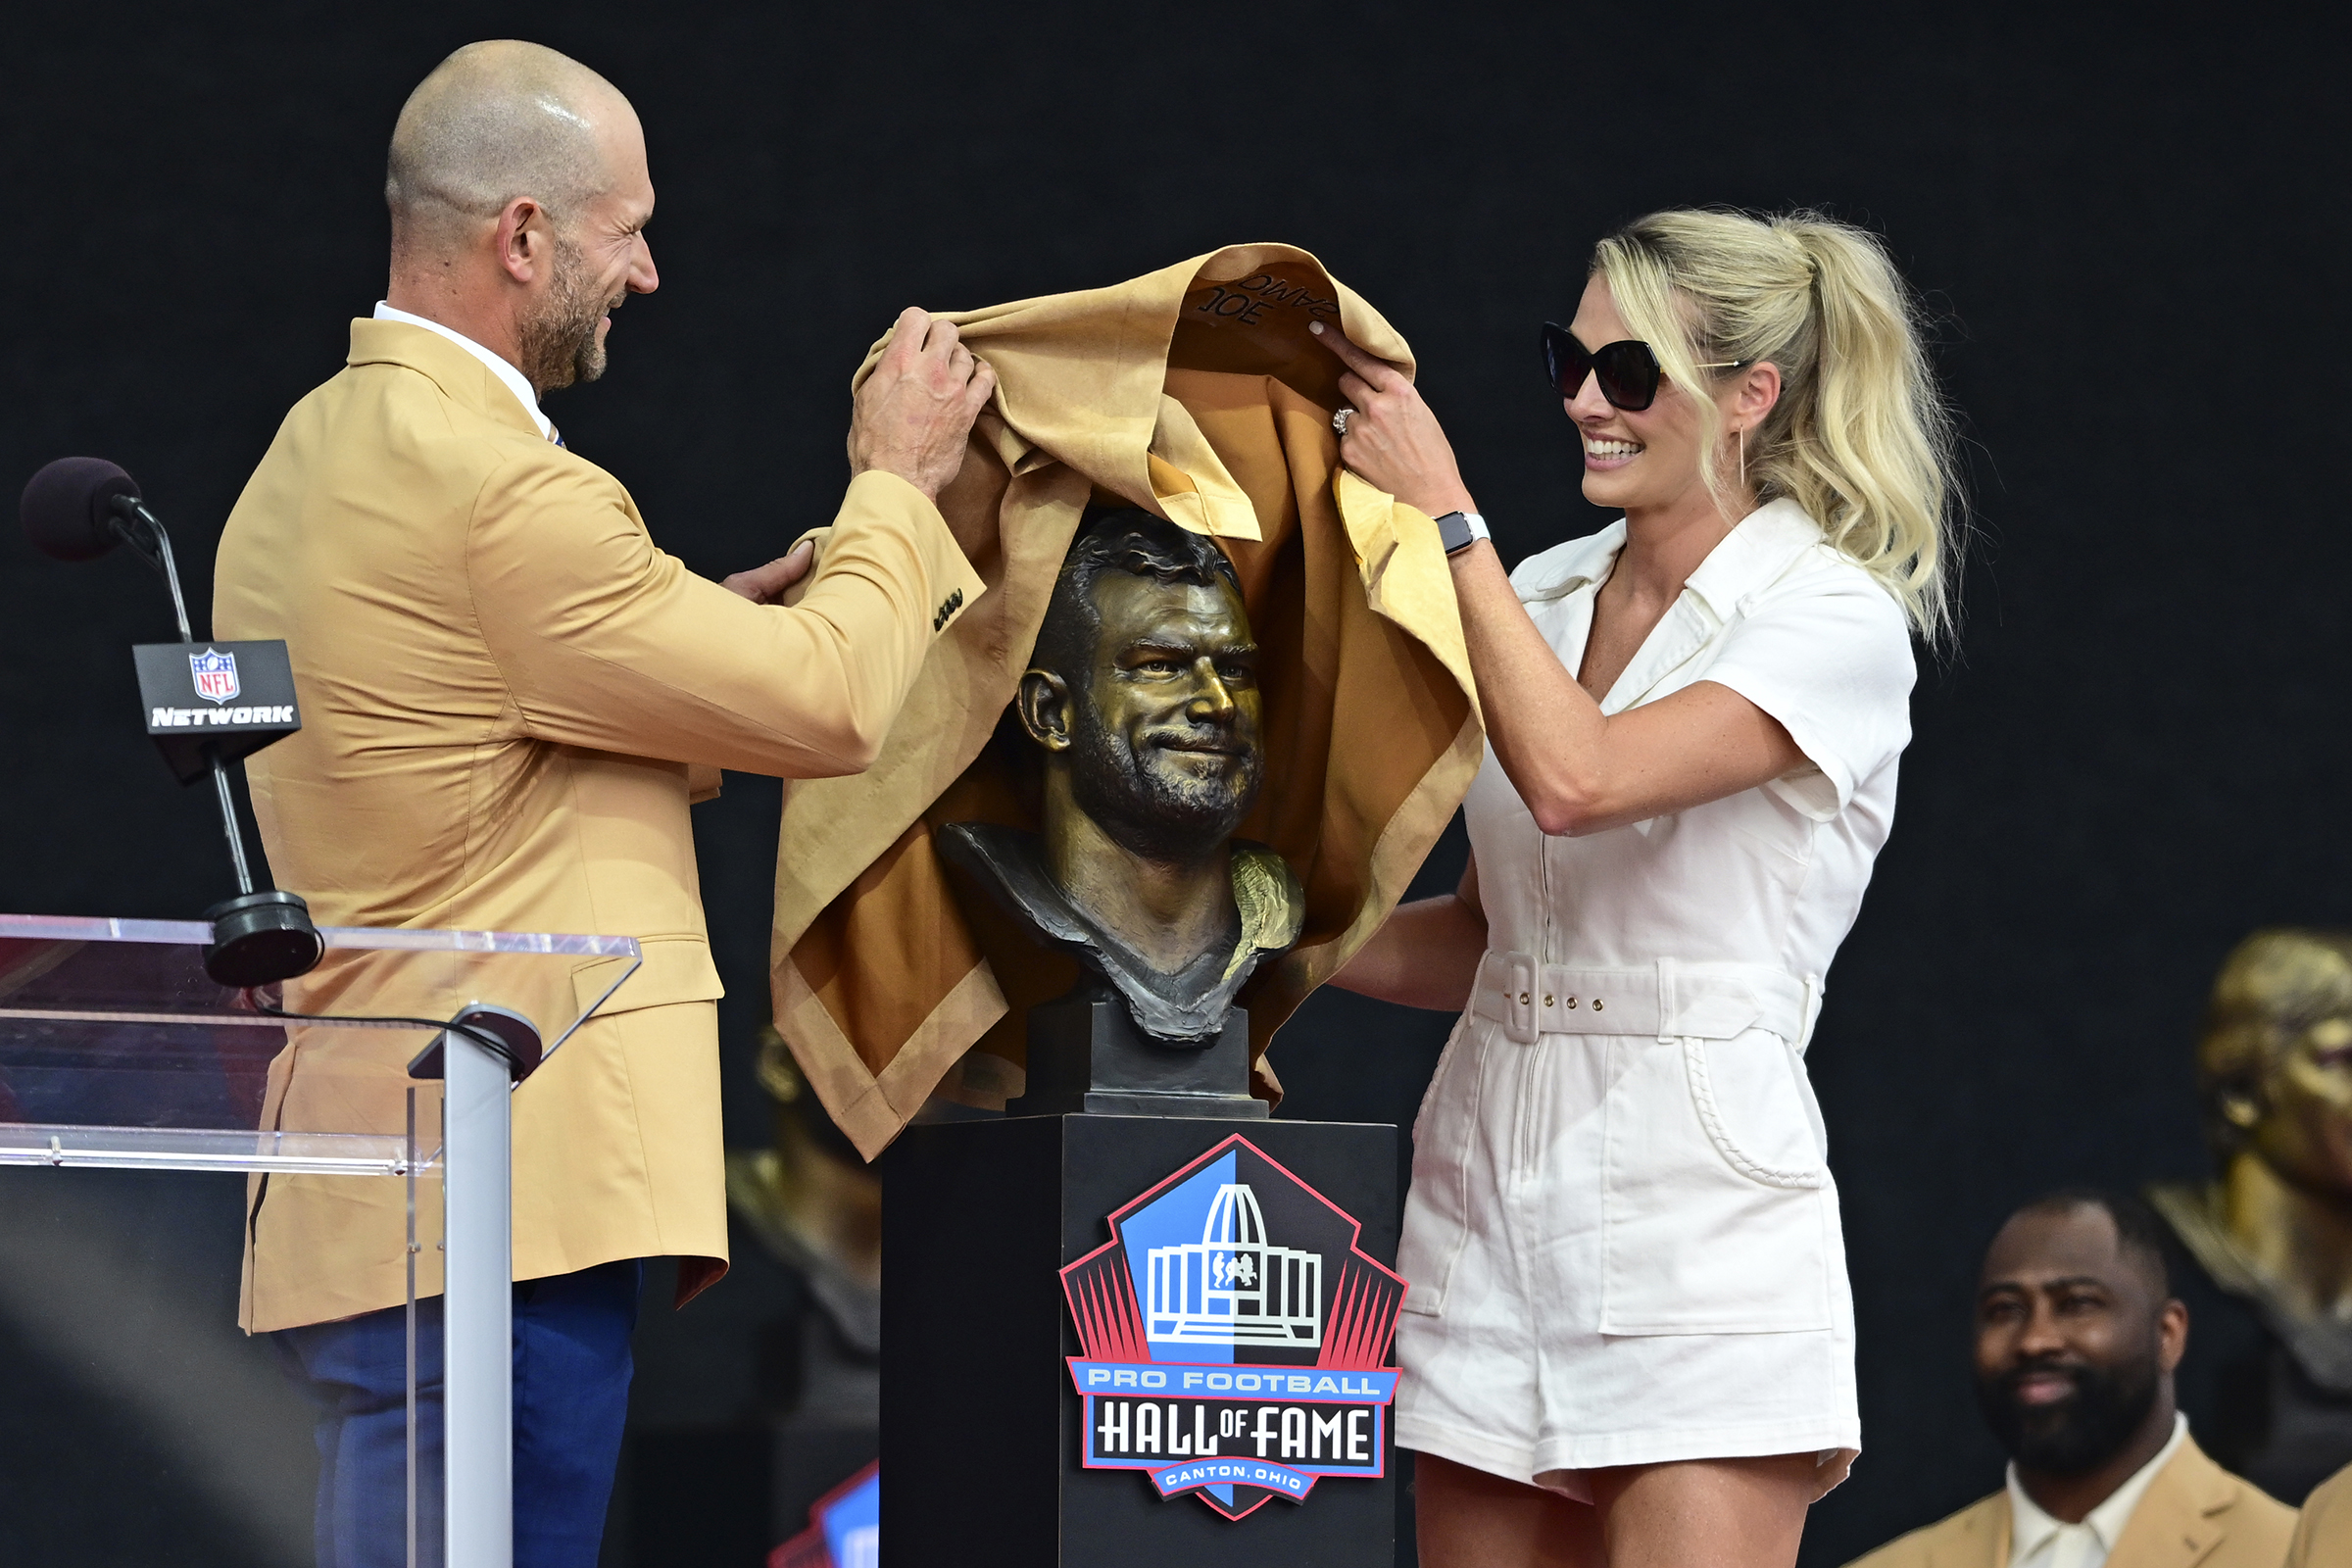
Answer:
[{"left": 770, "top": 244, "right": 1484, "bottom": 1158}]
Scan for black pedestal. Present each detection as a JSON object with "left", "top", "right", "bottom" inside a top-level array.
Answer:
[
  {"left": 882, "top": 1114, "right": 1398, "bottom": 1567},
  {"left": 1008, "top": 995, "right": 1265, "bottom": 1119}
]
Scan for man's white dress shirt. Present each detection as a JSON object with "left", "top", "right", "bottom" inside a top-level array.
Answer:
[
  {"left": 371, "top": 301, "right": 552, "bottom": 439},
  {"left": 2007, "top": 1414, "right": 2189, "bottom": 1568}
]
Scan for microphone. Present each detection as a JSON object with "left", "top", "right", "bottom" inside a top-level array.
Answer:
[
  {"left": 21, "top": 457, "right": 322, "bottom": 988},
  {"left": 21, "top": 456, "right": 146, "bottom": 564}
]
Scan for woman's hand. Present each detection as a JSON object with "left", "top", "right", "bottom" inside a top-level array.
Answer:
[{"left": 1310, "top": 321, "right": 1479, "bottom": 519}]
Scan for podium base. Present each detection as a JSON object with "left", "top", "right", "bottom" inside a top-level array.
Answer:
[{"left": 881, "top": 1113, "right": 1397, "bottom": 1567}]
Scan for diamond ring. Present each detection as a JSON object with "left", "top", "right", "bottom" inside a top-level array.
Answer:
[{"left": 1332, "top": 408, "right": 1354, "bottom": 437}]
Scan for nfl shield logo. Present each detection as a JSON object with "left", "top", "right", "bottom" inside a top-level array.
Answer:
[{"left": 189, "top": 647, "right": 239, "bottom": 705}]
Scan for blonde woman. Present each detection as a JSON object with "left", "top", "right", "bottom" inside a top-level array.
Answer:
[{"left": 1316, "top": 209, "right": 1958, "bottom": 1568}]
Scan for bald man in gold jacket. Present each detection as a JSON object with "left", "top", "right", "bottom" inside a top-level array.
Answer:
[{"left": 213, "top": 41, "right": 989, "bottom": 1564}]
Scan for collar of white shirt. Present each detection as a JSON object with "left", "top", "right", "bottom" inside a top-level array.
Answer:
[
  {"left": 2006, "top": 1413, "right": 2189, "bottom": 1568},
  {"left": 370, "top": 301, "right": 552, "bottom": 439},
  {"left": 1513, "top": 497, "right": 1825, "bottom": 612}
]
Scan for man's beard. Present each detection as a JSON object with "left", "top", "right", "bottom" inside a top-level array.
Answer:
[
  {"left": 1065, "top": 703, "right": 1260, "bottom": 865},
  {"left": 517, "top": 237, "right": 614, "bottom": 393},
  {"left": 1976, "top": 1354, "right": 2160, "bottom": 1475}
]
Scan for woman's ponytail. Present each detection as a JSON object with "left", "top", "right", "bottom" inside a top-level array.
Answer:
[{"left": 1592, "top": 209, "right": 1962, "bottom": 644}]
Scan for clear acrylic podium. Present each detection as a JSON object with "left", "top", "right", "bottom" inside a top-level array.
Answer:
[{"left": 0, "top": 913, "right": 642, "bottom": 1568}]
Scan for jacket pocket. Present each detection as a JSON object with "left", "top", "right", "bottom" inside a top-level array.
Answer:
[
  {"left": 1396, "top": 1011, "right": 1482, "bottom": 1316},
  {"left": 577, "top": 935, "right": 725, "bottom": 1020},
  {"left": 1598, "top": 1029, "right": 1835, "bottom": 1335}
]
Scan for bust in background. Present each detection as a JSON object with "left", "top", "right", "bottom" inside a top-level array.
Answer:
[{"left": 2149, "top": 927, "right": 2352, "bottom": 1500}]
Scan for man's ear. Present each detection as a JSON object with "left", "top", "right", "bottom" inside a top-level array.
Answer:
[
  {"left": 2156, "top": 1298, "right": 2189, "bottom": 1373},
  {"left": 494, "top": 196, "right": 552, "bottom": 285},
  {"left": 1018, "top": 668, "right": 1073, "bottom": 753}
]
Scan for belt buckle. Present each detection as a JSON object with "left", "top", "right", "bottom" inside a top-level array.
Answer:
[{"left": 1502, "top": 953, "right": 1538, "bottom": 1045}]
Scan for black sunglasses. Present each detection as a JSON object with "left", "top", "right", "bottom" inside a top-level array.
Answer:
[{"left": 1540, "top": 321, "right": 1746, "bottom": 412}]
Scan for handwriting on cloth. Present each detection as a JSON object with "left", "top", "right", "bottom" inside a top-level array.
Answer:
[{"left": 1190, "top": 271, "right": 1344, "bottom": 330}]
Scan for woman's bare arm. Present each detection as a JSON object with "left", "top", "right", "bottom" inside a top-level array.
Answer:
[
  {"left": 1314, "top": 324, "right": 1801, "bottom": 835},
  {"left": 1447, "top": 548, "right": 1801, "bottom": 834},
  {"left": 1330, "top": 855, "right": 1487, "bottom": 1012}
]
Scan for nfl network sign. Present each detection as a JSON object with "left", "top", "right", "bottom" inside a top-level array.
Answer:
[
  {"left": 1059, "top": 1134, "right": 1406, "bottom": 1522},
  {"left": 149, "top": 647, "right": 295, "bottom": 727},
  {"left": 131, "top": 640, "right": 301, "bottom": 783}
]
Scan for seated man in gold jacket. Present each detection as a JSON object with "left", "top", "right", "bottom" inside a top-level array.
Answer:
[
  {"left": 211, "top": 38, "right": 991, "bottom": 1568},
  {"left": 1849, "top": 1192, "right": 2293, "bottom": 1568},
  {"left": 2286, "top": 1461, "right": 2350, "bottom": 1566}
]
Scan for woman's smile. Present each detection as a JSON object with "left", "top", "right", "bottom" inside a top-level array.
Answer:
[{"left": 1581, "top": 431, "right": 1644, "bottom": 469}]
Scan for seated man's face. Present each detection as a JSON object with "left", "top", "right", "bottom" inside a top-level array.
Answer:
[
  {"left": 1972, "top": 1203, "right": 2179, "bottom": 1475},
  {"left": 1065, "top": 570, "right": 1262, "bottom": 858}
]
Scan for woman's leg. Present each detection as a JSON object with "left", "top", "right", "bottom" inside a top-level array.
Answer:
[
  {"left": 1588, "top": 1453, "right": 1818, "bottom": 1568},
  {"left": 1414, "top": 1452, "right": 1606, "bottom": 1568},
  {"left": 1415, "top": 1449, "right": 1817, "bottom": 1568}
]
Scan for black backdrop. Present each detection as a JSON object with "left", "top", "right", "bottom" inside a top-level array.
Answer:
[{"left": 3, "top": 3, "right": 2347, "bottom": 1565}]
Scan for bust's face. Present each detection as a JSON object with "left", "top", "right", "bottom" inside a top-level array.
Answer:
[
  {"left": 1060, "top": 570, "right": 1262, "bottom": 858},
  {"left": 2208, "top": 1003, "right": 2352, "bottom": 1199},
  {"left": 2203, "top": 941, "right": 2352, "bottom": 1198}
]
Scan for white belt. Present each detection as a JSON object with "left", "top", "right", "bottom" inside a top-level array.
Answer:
[{"left": 1472, "top": 953, "right": 1822, "bottom": 1051}]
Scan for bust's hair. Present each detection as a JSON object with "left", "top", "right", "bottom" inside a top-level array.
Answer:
[
  {"left": 2197, "top": 927, "right": 2352, "bottom": 1159},
  {"left": 1028, "top": 508, "right": 1241, "bottom": 683}
]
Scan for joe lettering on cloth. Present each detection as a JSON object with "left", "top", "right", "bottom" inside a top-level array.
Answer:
[
  {"left": 764, "top": 244, "right": 1483, "bottom": 1154},
  {"left": 208, "top": 40, "right": 992, "bottom": 1568}
]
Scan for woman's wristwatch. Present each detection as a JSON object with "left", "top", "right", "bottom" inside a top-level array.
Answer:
[{"left": 1434, "top": 511, "right": 1491, "bottom": 557}]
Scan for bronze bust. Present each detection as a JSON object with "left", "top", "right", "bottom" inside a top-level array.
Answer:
[
  {"left": 942, "top": 510, "right": 1302, "bottom": 1107},
  {"left": 2148, "top": 928, "right": 2352, "bottom": 1499}
]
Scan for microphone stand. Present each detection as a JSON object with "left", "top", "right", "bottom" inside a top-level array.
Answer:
[{"left": 108, "top": 494, "right": 320, "bottom": 985}]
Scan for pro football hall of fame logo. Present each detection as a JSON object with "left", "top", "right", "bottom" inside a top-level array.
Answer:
[{"left": 1059, "top": 1134, "right": 1407, "bottom": 1522}]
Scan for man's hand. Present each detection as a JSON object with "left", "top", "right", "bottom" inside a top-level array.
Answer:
[
  {"left": 722, "top": 539, "right": 814, "bottom": 605},
  {"left": 849, "top": 307, "right": 998, "bottom": 504}
]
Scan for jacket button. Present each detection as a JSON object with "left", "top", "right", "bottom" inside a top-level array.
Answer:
[
  {"left": 1518, "top": 992, "right": 1530, "bottom": 1006},
  {"left": 1592, "top": 998, "right": 1606, "bottom": 1011},
  {"left": 1565, "top": 995, "right": 1578, "bottom": 1008},
  {"left": 1543, "top": 994, "right": 1554, "bottom": 1007}
]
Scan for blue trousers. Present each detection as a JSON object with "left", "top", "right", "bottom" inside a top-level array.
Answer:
[{"left": 270, "top": 1259, "right": 643, "bottom": 1568}]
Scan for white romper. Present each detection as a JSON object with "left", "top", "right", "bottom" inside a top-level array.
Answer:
[{"left": 1393, "top": 499, "right": 1914, "bottom": 1500}]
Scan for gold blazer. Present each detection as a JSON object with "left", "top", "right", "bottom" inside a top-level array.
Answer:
[
  {"left": 215, "top": 318, "right": 982, "bottom": 1331},
  {"left": 2287, "top": 1462, "right": 2350, "bottom": 1568},
  {"left": 1844, "top": 1433, "right": 2296, "bottom": 1568}
]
